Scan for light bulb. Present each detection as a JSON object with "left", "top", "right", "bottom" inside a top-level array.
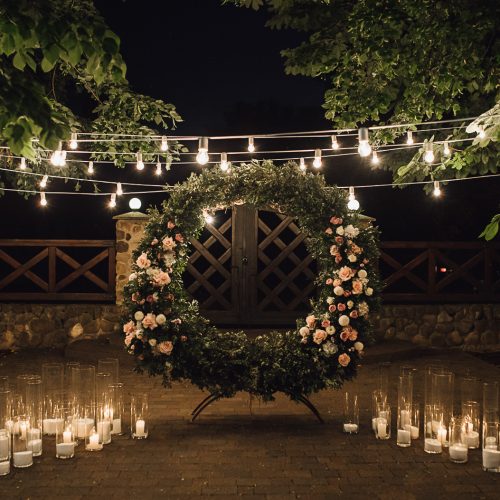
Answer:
[
  {"left": 478, "top": 127, "right": 486, "bottom": 139},
  {"left": 109, "top": 193, "right": 117, "bottom": 208},
  {"left": 155, "top": 162, "right": 162, "bottom": 176},
  {"left": 406, "top": 131, "right": 414, "bottom": 145},
  {"left": 357, "top": 128, "right": 372, "bottom": 157},
  {"left": 20, "top": 157, "right": 26, "bottom": 170},
  {"left": 136, "top": 152, "right": 144, "bottom": 170},
  {"left": 443, "top": 141, "right": 451, "bottom": 156},
  {"left": 371, "top": 151, "right": 380, "bottom": 165},
  {"left": 313, "top": 149, "right": 322, "bottom": 168},
  {"left": 433, "top": 181, "right": 441, "bottom": 197},
  {"left": 331, "top": 135, "right": 340, "bottom": 150},
  {"left": 40, "top": 192, "right": 47, "bottom": 206},
  {"left": 116, "top": 182, "right": 123, "bottom": 196},
  {"left": 220, "top": 153, "right": 229, "bottom": 172},
  {"left": 50, "top": 142, "right": 63, "bottom": 166},
  {"left": 347, "top": 186, "right": 360, "bottom": 211},
  {"left": 197, "top": 137, "right": 209, "bottom": 165},
  {"left": 203, "top": 211, "right": 214, "bottom": 224},
  {"left": 40, "top": 175, "right": 48, "bottom": 188},
  {"left": 160, "top": 136, "right": 168, "bottom": 152},
  {"left": 129, "top": 197, "right": 141, "bottom": 210},
  {"left": 299, "top": 157, "right": 306, "bottom": 172},
  {"left": 423, "top": 142, "right": 434, "bottom": 164},
  {"left": 69, "top": 132, "right": 78, "bottom": 150},
  {"left": 247, "top": 137, "right": 255, "bottom": 153},
  {"left": 88, "top": 161, "right": 94, "bottom": 174}
]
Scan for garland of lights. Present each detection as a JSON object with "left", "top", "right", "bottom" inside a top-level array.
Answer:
[{"left": 121, "top": 161, "right": 381, "bottom": 403}]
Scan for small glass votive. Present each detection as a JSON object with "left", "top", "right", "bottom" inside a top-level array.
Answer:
[
  {"left": 424, "top": 404, "right": 443, "bottom": 454},
  {"left": 449, "top": 416, "right": 468, "bottom": 463},
  {"left": 462, "top": 401, "right": 480, "bottom": 449},
  {"left": 375, "top": 402, "right": 391, "bottom": 440},
  {"left": 97, "top": 400, "right": 112, "bottom": 445},
  {"left": 55, "top": 407, "right": 76, "bottom": 459},
  {"left": 397, "top": 403, "right": 411, "bottom": 447},
  {"left": 371, "top": 390, "right": 386, "bottom": 434},
  {"left": 84, "top": 404, "right": 103, "bottom": 452},
  {"left": 482, "top": 419, "right": 500, "bottom": 472},
  {"left": 410, "top": 403, "right": 420, "bottom": 439},
  {"left": 342, "top": 392, "right": 359, "bottom": 434},
  {"left": 131, "top": 393, "right": 149, "bottom": 439},
  {"left": 75, "top": 404, "right": 94, "bottom": 441},
  {"left": 26, "top": 378, "right": 43, "bottom": 457},
  {"left": 109, "top": 383, "right": 124, "bottom": 435},
  {"left": 12, "top": 415, "right": 33, "bottom": 468},
  {"left": 0, "top": 428, "right": 10, "bottom": 476}
]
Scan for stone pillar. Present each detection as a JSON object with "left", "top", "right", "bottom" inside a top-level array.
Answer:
[{"left": 113, "top": 212, "right": 149, "bottom": 305}]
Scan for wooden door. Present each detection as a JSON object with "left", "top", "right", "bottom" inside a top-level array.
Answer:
[{"left": 184, "top": 205, "right": 316, "bottom": 326}]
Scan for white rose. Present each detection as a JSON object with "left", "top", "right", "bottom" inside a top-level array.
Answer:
[
  {"left": 344, "top": 224, "right": 360, "bottom": 238},
  {"left": 326, "top": 325, "right": 336, "bottom": 335},
  {"left": 156, "top": 314, "right": 167, "bottom": 325},
  {"left": 128, "top": 273, "right": 137, "bottom": 281},
  {"left": 149, "top": 338, "right": 157, "bottom": 347},
  {"left": 366, "top": 287, "right": 373, "bottom": 296},
  {"left": 336, "top": 226, "right": 345, "bottom": 236},
  {"left": 334, "top": 286, "right": 344, "bottom": 296},
  {"left": 146, "top": 267, "right": 155, "bottom": 276},
  {"left": 348, "top": 254, "right": 357, "bottom": 263},
  {"left": 347, "top": 300, "right": 354, "bottom": 309},
  {"left": 322, "top": 341, "right": 338, "bottom": 355},
  {"left": 134, "top": 311, "right": 144, "bottom": 321},
  {"left": 326, "top": 296, "right": 335, "bottom": 305},
  {"left": 339, "top": 315, "right": 350, "bottom": 327},
  {"left": 358, "top": 269, "right": 368, "bottom": 279},
  {"left": 299, "top": 326, "right": 310, "bottom": 337},
  {"left": 354, "top": 341, "right": 364, "bottom": 352}
]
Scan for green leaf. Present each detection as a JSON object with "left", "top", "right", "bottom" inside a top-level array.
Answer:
[{"left": 12, "top": 51, "right": 26, "bottom": 70}]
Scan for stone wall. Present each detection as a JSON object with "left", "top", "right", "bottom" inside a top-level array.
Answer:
[
  {"left": 0, "top": 303, "right": 121, "bottom": 351},
  {"left": 372, "top": 303, "right": 500, "bottom": 349}
]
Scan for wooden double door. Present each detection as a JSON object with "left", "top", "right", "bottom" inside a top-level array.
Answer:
[{"left": 183, "top": 205, "right": 317, "bottom": 326}]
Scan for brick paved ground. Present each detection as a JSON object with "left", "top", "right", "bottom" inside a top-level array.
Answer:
[{"left": 0, "top": 341, "right": 499, "bottom": 500}]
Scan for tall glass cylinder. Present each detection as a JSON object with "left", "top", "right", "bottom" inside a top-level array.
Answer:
[
  {"left": 0, "top": 428, "right": 10, "bottom": 476},
  {"left": 410, "top": 403, "right": 420, "bottom": 440},
  {"left": 377, "top": 362, "right": 391, "bottom": 400},
  {"left": 432, "top": 371, "right": 454, "bottom": 447},
  {"left": 375, "top": 401, "right": 391, "bottom": 440},
  {"left": 16, "top": 374, "right": 40, "bottom": 406},
  {"left": 97, "top": 358, "right": 119, "bottom": 383},
  {"left": 449, "top": 416, "right": 468, "bottom": 464},
  {"left": 371, "top": 390, "right": 386, "bottom": 434},
  {"left": 342, "top": 392, "right": 359, "bottom": 434},
  {"left": 55, "top": 406, "right": 76, "bottom": 459},
  {"left": 42, "top": 363, "right": 64, "bottom": 435},
  {"left": 462, "top": 401, "right": 480, "bottom": 449},
  {"left": 26, "top": 379, "right": 43, "bottom": 457},
  {"left": 424, "top": 404, "right": 443, "bottom": 454},
  {"left": 0, "top": 390, "right": 11, "bottom": 429},
  {"left": 482, "top": 382, "right": 500, "bottom": 472},
  {"left": 65, "top": 362, "right": 80, "bottom": 411},
  {"left": 75, "top": 365, "right": 95, "bottom": 438},
  {"left": 84, "top": 405, "right": 103, "bottom": 452},
  {"left": 12, "top": 415, "right": 33, "bottom": 468},
  {"left": 109, "top": 383, "right": 124, "bottom": 435},
  {"left": 483, "top": 382, "right": 499, "bottom": 420},
  {"left": 461, "top": 376, "right": 481, "bottom": 407},
  {"left": 131, "top": 393, "right": 149, "bottom": 439}
]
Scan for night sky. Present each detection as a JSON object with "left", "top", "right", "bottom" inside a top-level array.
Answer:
[{"left": 0, "top": 0, "right": 498, "bottom": 241}]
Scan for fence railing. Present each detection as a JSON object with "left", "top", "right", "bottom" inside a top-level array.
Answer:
[
  {"left": 0, "top": 240, "right": 115, "bottom": 302},
  {"left": 380, "top": 241, "right": 500, "bottom": 303}
]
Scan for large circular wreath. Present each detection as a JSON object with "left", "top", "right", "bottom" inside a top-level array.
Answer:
[{"left": 122, "top": 161, "right": 380, "bottom": 403}]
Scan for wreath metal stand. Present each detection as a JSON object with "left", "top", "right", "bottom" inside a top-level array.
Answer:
[{"left": 191, "top": 393, "right": 324, "bottom": 423}]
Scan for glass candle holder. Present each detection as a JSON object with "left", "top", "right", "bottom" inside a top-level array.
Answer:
[
  {"left": 449, "top": 416, "right": 468, "bottom": 463},
  {"left": 482, "top": 420, "right": 500, "bottom": 472},
  {"left": 424, "top": 404, "right": 443, "bottom": 454},
  {"left": 42, "top": 363, "right": 64, "bottom": 435},
  {"left": 0, "top": 376, "right": 9, "bottom": 391},
  {"left": 16, "top": 374, "right": 40, "bottom": 405},
  {"left": 12, "top": 415, "right": 33, "bottom": 468},
  {"left": 375, "top": 402, "right": 391, "bottom": 440},
  {"left": 75, "top": 404, "right": 94, "bottom": 441},
  {"left": 96, "top": 372, "right": 111, "bottom": 405},
  {"left": 97, "top": 358, "right": 120, "bottom": 383},
  {"left": 0, "top": 390, "right": 11, "bottom": 429},
  {"left": 377, "top": 362, "right": 391, "bottom": 400},
  {"left": 131, "top": 393, "right": 149, "bottom": 439},
  {"left": 77, "top": 364, "right": 95, "bottom": 410},
  {"left": 0, "top": 428, "right": 10, "bottom": 476},
  {"left": 372, "top": 389, "right": 386, "bottom": 434},
  {"left": 97, "top": 401, "right": 112, "bottom": 445},
  {"left": 55, "top": 407, "right": 76, "bottom": 459},
  {"left": 483, "top": 382, "right": 499, "bottom": 419},
  {"left": 461, "top": 401, "right": 480, "bottom": 449},
  {"left": 410, "top": 403, "right": 420, "bottom": 440},
  {"left": 65, "top": 362, "right": 80, "bottom": 411},
  {"left": 342, "top": 392, "right": 359, "bottom": 434},
  {"left": 430, "top": 371, "right": 454, "bottom": 447},
  {"left": 26, "top": 379, "right": 43, "bottom": 457},
  {"left": 84, "top": 406, "right": 103, "bottom": 452},
  {"left": 397, "top": 403, "right": 412, "bottom": 447},
  {"left": 109, "top": 383, "right": 124, "bottom": 435}
]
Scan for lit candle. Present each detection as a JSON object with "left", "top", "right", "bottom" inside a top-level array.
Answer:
[
  {"left": 425, "top": 438, "right": 442, "bottom": 453},
  {"left": 19, "top": 421, "right": 28, "bottom": 440},
  {"left": 397, "top": 429, "right": 411, "bottom": 446},
  {"left": 135, "top": 419, "right": 146, "bottom": 437},
  {"left": 464, "top": 430, "right": 479, "bottom": 448},
  {"left": 86, "top": 431, "right": 101, "bottom": 451},
  {"left": 377, "top": 419, "right": 387, "bottom": 439},
  {"left": 482, "top": 448, "right": 500, "bottom": 470},
  {"left": 372, "top": 417, "right": 377, "bottom": 433},
  {"left": 13, "top": 450, "right": 33, "bottom": 468},
  {"left": 56, "top": 442, "right": 75, "bottom": 459},
  {"left": 76, "top": 418, "right": 94, "bottom": 438},
  {"left": 449, "top": 444, "right": 468, "bottom": 463},
  {"left": 400, "top": 410, "right": 411, "bottom": 427},
  {"left": 63, "top": 430, "right": 72, "bottom": 444},
  {"left": 437, "top": 427, "right": 447, "bottom": 445},
  {"left": 0, "top": 435, "right": 9, "bottom": 459},
  {"left": 97, "top": 420, "right": 111, "bottom": 443},
  {"left": 343, "top": 423, "right": 358, "bottom": 434},
  {"left": 112, "top": 418, "right": 122, "bottom": 435},
  {"left": 0, "top": 460, "right": 10, "bottom": 475},
  {"left": 5, "top": 420, "right": 14, "bottom": 433},
  {"left": 410, "top": 425, "right": 419, "bottom": 439}
]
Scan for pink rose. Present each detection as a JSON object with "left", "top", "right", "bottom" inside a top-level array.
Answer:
[
  {"left": 321, "top": 319, "right": 330, "bottom": 328},
  {"left": 335, "top": 236, "right": 344, "bottom": 244},
  {"left": 162, "top": 237, "right": 177, "bottom": 251},
  {"left": 175, "top": 233, "right": 184, "bottom": 243},
  {"left": 153, "top": 270, "right": 171, "bottom": 287},
  {"left": 340, "top": 330, "right": 349, "bottom": 342},
  {"left": 338, "top": 266, "right": 354, "bottom": 282},
  {"left": 313, "top": 329, "right": 328, "bottom": 344},
  {"left": 338, "top": 353, "right": 351, "bottom": 367},
  {"left": 350, "top": 310, "right": 359, "bottom": 319},
  {"left": 330, "top": 216, "right": 343, "bottom": 225},
  {"left": 158, "top": 341, "right": 173, "bottom": 355},
  {"left": 167, "top": 221, "right": 175, "bottom": 229},
  {"left": 306, "top": 315, "right": 316, "bottom": 328},
  {"left": 337, "top": 303, "right": 346, "bottom": 312},
  {"left": 352, "top": 280, "right": 363, "bottom": 294},
  {"left": 325, "top": 228, "right": 333, "bottom": 235},
  {"left": 123, "top": 320, "right": 135, "bottom": 334},
  {"left": 326, "top": 278, "right": 333, "bottom": 285},
  {"left": 136, "top": 252, "right": 151, "bottom": 269},
  {"left": 328, "top": 304, "right": 336, "bottom": 313},
  {"left": 142, "top": 313, "right": 157, "bottom": 330}
]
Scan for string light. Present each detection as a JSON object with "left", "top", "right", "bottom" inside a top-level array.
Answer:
[
  {"left": 347, "top": 186, "right": 360, "bottom": 211},
  {"left": 116, "top": 182, "right": 123, "bottom": 196},
  {"left": 40, "top": 175, "right": 48, "bottom": 188},
  {"left": 129, "top": 197, "right": 141, "bottom": 210},
  {"left": 247, "top": 137, "right": 255, "bottom": 153},
  {"left": 50, "top": 142, "right": 66, "bottom": 166},
  {"left": 69, "top": 132, "right": 78, "bottom": 150},
  {"left": 443, "top": 141, "right": 451, "bottom": 156},
  {"left": 88, "top": 161, "right": 94, "bottom": 174},
  {"left": 313, "top": 149, "right": 322, "bottom": 168},
  {"left": 19, "top": 157, "right": 26, "bottom": 170},
  {"left": 331, "top": 135, "right": 340, "bottom": 150},
  {"left": 433, "top": 181, "right": 442, "bottom": 197},
  {"left": 160, "top": 136, "right": 168, "bottom": 152},
  {"left": 203, "top": 210, "right": 214, "bottom": 224},
  {"left": 155, "top": 161, "right": 162, "bottom": 176},
  {"left": 406, "top": 131, "right": 414, "bottom": 145},
  {"left": 40, "top": 192, "right": 47, "bottom": 206},
  {"left": 357, "top": 128, "right": 372, "bottom": 157},
  {"left": 136, "top": 152, "right": 144, "bottom": 171},
  {"left": 423, "top": 142, "right": 434, "bottom": 164},
  {"left": 109, "top": 193, "right": 117, "bottom": 208},
  {"left": 197, "top": 137, "right": 209, "bottom": 165},
  {"left": 299, "top": 157, "right": 306, "bottom": 172},
  {"left": 220, "top": 153, "right": 229, "bottom": 172},
  {"left": 371, "top": 151, "right": 380, "bottom": 166}
]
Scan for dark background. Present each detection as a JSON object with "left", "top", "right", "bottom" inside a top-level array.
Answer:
[{"left": 0, "top": 0, "right": 498, "bottom": 241}]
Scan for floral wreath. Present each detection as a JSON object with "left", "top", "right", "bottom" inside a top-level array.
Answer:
[{"left": 122, "top": 161, "right": 381, "bottom": 402}]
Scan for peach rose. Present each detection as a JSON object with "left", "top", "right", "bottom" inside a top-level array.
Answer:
[
  {"left": 321, "top": 319, "right": 330, "bottom": 328},
  {"left": 338, "top": 266, "right": 354, "bottom": 281},
  {"left": 162, "top": 237, "right": 177, "bottom": 251},
  {"left": 158, "top": 341, "right": 173, "bottom": 355},
  {"left": 142, "top": 313, "right": 157, "bottom": 330},
  {"left": 325, "top": 228, "right": 333, "bottom": 235},
  {"left": 153, "top": 270, "right": 171, "bottom": 287},
  {"left": 123, "top": 320, "right": 135, "bottom": 334},
  {"left": 313, "top": 329, "right": 328, "bottom": 344},
  {"left": 328, "top": 304, "right": 336, "bottom": 313},
  {"left": 337, "top": 303, "right": 346, "bottom": 312},
  {"left": 330, "top": 216, "right": 343, "bottom": 225},
  {"left": 348, "top": 328, "right": 358, "bottom": 341},
  {"left": 136, "top": 252, "right": 151, "bottom": 269},
  {"left": 352, "top": 280, "right": 363, "bottom": 294},
  {"left": 338, "top": 353, "right": 351, "bottom": 367},
  {"left": 340, "top": 330, "right": 349, "bottom": 342},
  {"left": 306, "top": 315, "right": 316, "bottom": 328},
  {"left": 326, "top": 278, "right": 333, "bottom": 285},
  {"left": 167, "top": 221, "right": 175, "bottom": 229},
  {"left": 335, "top": 236, "right": 344, "bottom": 245},
  {"left": 299, "top": 326, "right": 310, "bottom": 337},
  {"left": 350, "top": 310, "right": 359, "bottom": 319},
  {"left": 124, "top": 333, "right": 134, "bottom": 347},
  {"left": 329, "top": 245, "right": 338, "bottom": 256}
]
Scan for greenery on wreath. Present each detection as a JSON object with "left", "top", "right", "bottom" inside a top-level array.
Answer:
[{"left": 122, "top": 162, "right": 381, "bottom": 401}]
